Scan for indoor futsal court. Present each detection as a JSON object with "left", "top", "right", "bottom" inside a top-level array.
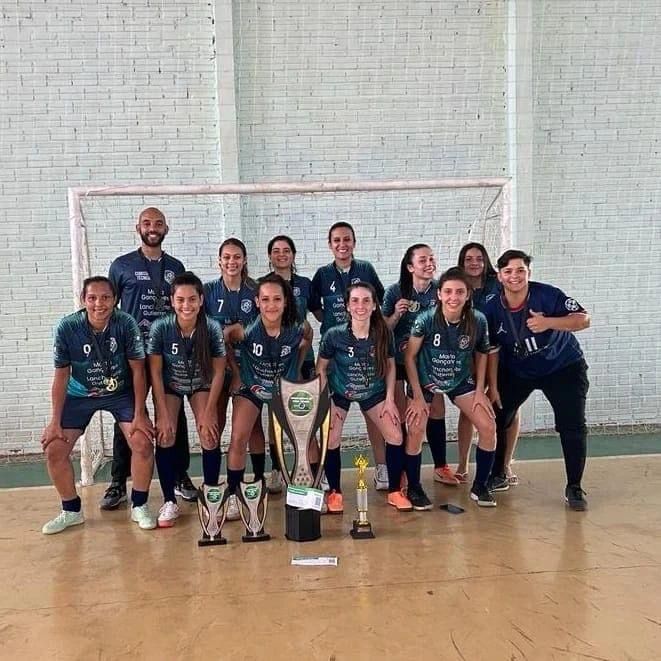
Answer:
[{"left": 1, "top": 1, "right": 660, "bottom": 660}]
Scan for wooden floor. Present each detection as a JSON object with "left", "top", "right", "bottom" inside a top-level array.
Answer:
[{"left": 2, "top": 455, "right": 661, "bottom": 660}]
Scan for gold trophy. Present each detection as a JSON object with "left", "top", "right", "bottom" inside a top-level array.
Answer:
[{"left": 350, "top": 454, "right": 375, "bottom": 540}]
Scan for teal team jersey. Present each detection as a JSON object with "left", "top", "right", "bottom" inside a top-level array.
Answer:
[
  {"left": 53, "top": 309, "right": 145, "bottom": 398},
  {"left": 147, "top": 314, "right": 226, "bottom": 395},
  {"left": 382, "top": 281, "right": 438, "bottom": 365},
  {"left": 318, "top": 323, "right": 395, "bottom": 402},
  {"left": 237, "top": 319, "right": 305, "bottom": 401},
  {"left": 410, "top": 308, "right": 490, "bottom": 394}
]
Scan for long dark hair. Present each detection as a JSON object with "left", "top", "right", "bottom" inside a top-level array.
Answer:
[
  {"left": 267, "top": 234, "right": 297, "bottom": 274},
  {"left": 436, "top": 267, "right": 477, "bottom": 347},
  {"left": 219, "top": 237, "right": 250, "bottom": 284},
  {"left": 171, "top": 272, "right": 213, "bottom": 383},
  {"left": 457, "top": 242, "right": 497, "bottom": 286},
  {"left": 345, "top": 282, "right": 391, "bottom": 379},
  {"left": 399, "top": 243, "right": 431, "bottom": 299},
  {"left": 256, "top": 273, "right": 298, "bottom": 327}
]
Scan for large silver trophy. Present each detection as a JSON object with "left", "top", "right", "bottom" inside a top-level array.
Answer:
[
  {"left": 269, "top": 376, "right": 330, "bottom": 541},
  {"left": 196, "top": 483, "right": 229, "bottom": 547},
  {"left": 236, "top": 478, "right": 270, "bottom": 543}
]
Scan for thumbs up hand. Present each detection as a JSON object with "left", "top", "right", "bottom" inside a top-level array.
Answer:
[{"left": 526, "top": 309, "right": 549, "bottom": 333}]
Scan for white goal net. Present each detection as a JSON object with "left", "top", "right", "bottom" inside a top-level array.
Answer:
[{"left": 69, "top": 178, "right": 511, "bottom": 485}]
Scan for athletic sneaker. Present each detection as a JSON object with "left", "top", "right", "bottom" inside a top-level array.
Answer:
[
  {"left": 373, "top": 463, "right": 389, "bottom": 491},
  {"left": 131, "top": 504, "right": 157, "bottom": 530},
  {"left": 175, "top": 474, "right": 197, "bottom": 502},
  {"left": 326, "top": 490, "right": 344, "bottom": 514},
  {"left": 565, "top": 485, "right": 588, "bottom": 511},
  {"left": 266, "top": 469, "right": 283, "bottom": 494},
  {"left": 226, "top": 494, "right": 241, "bottom": 521},
  {"left": 157, "top": 501, "right": 180, "bottom": 528},
  {"left": 42, "top": 510, "right": 84, "bottom": 535},
  {"left": 99, "top": 482, "right": 127, "bottom": 510},
  {"left": 433, "top": 465, "right": 460, "bottom": 485},
  {"left": 487, "top": 474, "right": 510, "bottom": 492},
  {"left": 387, "top": 490, "right": 413, "bottom": 512},
  {"left": 470, "top": 485, "right": 497, "bottom": 507},
  {"left": 407, "top": 485, "right": 433, "bottom": 511}
]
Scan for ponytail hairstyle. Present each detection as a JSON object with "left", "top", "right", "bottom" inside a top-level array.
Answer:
[
  {"left": 436, "top": 267, "right": 477, "bottom": 348},
  {"left": 345, "top": 281, "right": 391, "bottom": 379},
  {"left": 267, "top": 234, "right": 297, "bottom": 274},
  {"left": 171, "top": 272, "right": 213, "bottom": 383},
  {"left": 457, "top": 242, "right": 497, "bottom": 286},
  {"left": 399, "top": 243, "right": 432, "bottom": 300},
  {"left": 256, "top": 273, "right": 298, "bottom": 328},
  {"left": 218, "top": 237, "right": 251, "bottom": 284}
]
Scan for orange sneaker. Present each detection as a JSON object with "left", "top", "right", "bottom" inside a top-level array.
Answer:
[
  {"left": 387, "top": 490, "right": 413, "bottom": 512},
  {"left": 433, "top": 465, "right": 460, "bottom": 485},
  {"left": 326, "top": 490, "right": 344, "bottom": 514}
]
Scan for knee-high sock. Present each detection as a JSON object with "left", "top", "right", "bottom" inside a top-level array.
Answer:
[
  {"left": 405, "top": 452, "right": 422, "bottom": 490},
  {"left": 426, "top": 418, "right": 447, "bottom": 468},
  {"left": 155, "top": 445, "right": 177, "bottom": 502},
  {"left": 385, "top": 442, "right": 405, "bottom": 492},
  {"left": 202, "top": 447, "right": 222, "bottom": 486},
  {"left": 324, "top": 448, "right": 342, "bottom": 492}
]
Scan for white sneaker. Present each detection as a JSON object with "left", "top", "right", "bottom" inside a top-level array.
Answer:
[
  {"left": 320, "top": 471, "right": 330, "bottom": 492},
  {"left": 267, "top": 469, "right": 283, "bottom": 494},
  {"left": 226, "top": 494, "right": 240, "bottom": 521},
  {"left": 42, "top": 510, "right": 84, "bottom": 535},
  {"left": 157, "top": 501, "right": 180, "bottom": 528},
  {"left": 131, "top": 504, "right": 157, "bottom": 530},
  {"left": 373, "top": 463, "right": 389, "bottom": 491}
]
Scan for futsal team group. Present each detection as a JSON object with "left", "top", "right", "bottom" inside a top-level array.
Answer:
[{"left": 40, "top": 207, "right": 591, "bottom": 536}]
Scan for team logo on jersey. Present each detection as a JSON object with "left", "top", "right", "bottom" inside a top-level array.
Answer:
[
  {"left": 486, "top": 293, "right": 497, "bottom": 303},
  {"left": 292, "top": 286, "right": 301, "bottom": 297},
  {"left": 241, "top": 299, "right": 253, "bottom": 313},
  {"left": 351, "top": 277, "right": 361, "bottom": 285},
  {"left": 564, "top": 298, "right": 580, "bottom": 312},
  {"left": 458, "top": 335, "right": 470, "bottom": 350},
  {"left": 164, "top": 270, "right": 176, "bottom": 285},
  {"left": 496, "top": 322, "right": 506, "bottom": 335},
  {"left": 280, "top": 345, "right": 292, "bottom": 357},
  {"left": 109, "top": 337, "right": 118, "bottom": 354}
]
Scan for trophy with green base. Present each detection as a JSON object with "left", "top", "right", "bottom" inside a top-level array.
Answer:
[
  {"left": 350, "top": 454, "right": 375, "bottom": 539},
  {"left": 269, "top": 376, "right": 330, "bottom": 542},
  {"left": 196, "top": 483, "right": 229, "bottom": 547},
  {"left": 236, "top": 478, "right": 270, "bottom": 543}
]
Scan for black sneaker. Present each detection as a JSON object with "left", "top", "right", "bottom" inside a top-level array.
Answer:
[
  {"left": 99, "top": 482, "right": 127, "bottom": 510},
  {"left": 175, "top": 474, "right": 198, "bottom": 502},
  {"left": 488, "top": 474, "right": 510, "bottom": 492},
  {"left": 470, "top": 484, "right": 497, "bottom": 507},
  {"left": 565, "top": 485, "right": 588, "bottom": 511},
  {"left": 407, "top": 484, "right": 433, "bottom": 511}
]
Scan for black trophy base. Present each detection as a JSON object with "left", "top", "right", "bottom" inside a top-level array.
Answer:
[
  {"left": 350, "top": 520, "right": 375, "bottom": 540},
  {"left": 198, "top": 535, "right": 228, "bottom": 547},
  {"left": 285, "top": 504, "right": 321, "bottom": 542},
  {"left": 242, "top": 531, "right": 271, "bottom": 543}
]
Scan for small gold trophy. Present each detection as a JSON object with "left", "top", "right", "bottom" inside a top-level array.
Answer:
[{"left": 350, "top": 454, "right": 375, "bottom": 540}]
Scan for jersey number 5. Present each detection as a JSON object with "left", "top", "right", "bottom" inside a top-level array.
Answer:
[{"left": 171, "top": 343, "right": 179, "bottom": 355}]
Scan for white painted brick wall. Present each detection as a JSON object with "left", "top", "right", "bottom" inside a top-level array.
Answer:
[
  {"left": 1, "top": 0, "right": 658, "bottom": 458},
  {"left": 0, "top": 1, "right": 221, "bottom": 456},
  {"left": 531, "top": 1, "right": 661, "bottom": 431}
]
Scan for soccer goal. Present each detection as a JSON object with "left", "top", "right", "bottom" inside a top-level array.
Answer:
[{"left": 68, "top": 177, "right": 511, "bottom": 485}]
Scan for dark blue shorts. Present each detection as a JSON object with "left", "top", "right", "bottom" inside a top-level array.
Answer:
[
  {"left": 164, "top": 384, "right": 210, "bottom": 400},
  {"left": 233, "top": 386, "right": 266, "bottom": 411},
  {"left": 61, "top": 391, "right": 135, "bottom": 431},
  {"left": 332, "top": 390, "right": 386, "bottom": 413},
  {"left": 405, "top": 377, "right": 475, "bottom": 404}
]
